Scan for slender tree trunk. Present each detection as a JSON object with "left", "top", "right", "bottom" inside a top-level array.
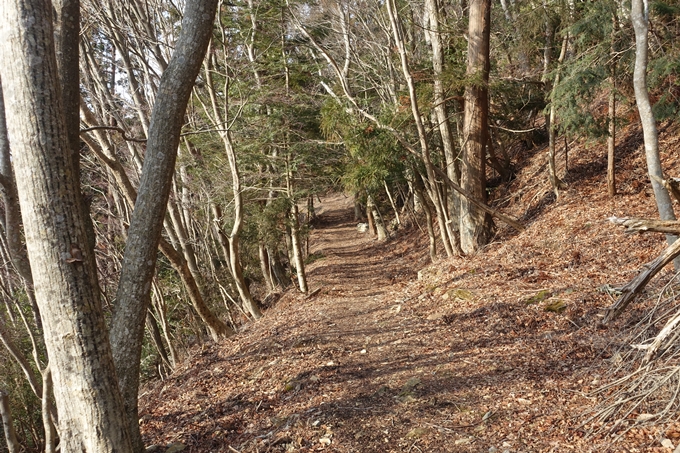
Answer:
[
  {"left": 460, "top": 0, "right": 493, "bottom": 253},
  {"left": 0, "top": 388, "right": 19, "bottom": 453},
  {"left": 258, "top": 244, "right": 275, "bottom": 291},
  {"left": 0, "top": 0, "right": 133, "bottom": 449},
  {"left": 547, "top": 33, "right": 568, "bottom": 198},
  {"left": 384, "top": 180, "right": 401, "bottom": 227},
  {"left": 386, "top": 0, "right": 455, "bottom": 257},
  {"left": 146, "top": 311, "right": 172, "bottom": 372},
  {"left": 200, "top": 54, "right": 262, "bottom": 320},
  {"left": 367, "top": 195, "right": 388, "bottom": 241},
  {"left": 607, "top": 78, "right": 617, "bottom": 197},
  {"left": 285, "top": 186, "right": 306, "bottom": 294},
  {"left": 417, "top": 187, "right": 437, "bottom": 263},
  {"left": 608, "top": 12, "right": 619, "bottom": 197},
  {"left": 425, "top": 0, "right": 460, "bottom": 246},
  {"left": 41, "top": 367, "right": 57, "bottom": 453},
  {"left": 108, "top": 1, "right": 219, "bottom": 449},
  {"left": 631, "top": 0, "right": 678, "bottom": 249},
  {"left": 223, "top": 132, "right": 263, "bottom": 319}
]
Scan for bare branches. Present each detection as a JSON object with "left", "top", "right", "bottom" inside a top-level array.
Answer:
[
  {"left": 80, "top": 125, "right": 148, "bottom": 143},
  {"left": 604, "top": 217, "right": 680, "bottom": 323}
]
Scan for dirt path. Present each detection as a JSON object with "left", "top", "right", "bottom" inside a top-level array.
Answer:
[{"left": 140, "top": 193, "right": 627, "bottom": 452}]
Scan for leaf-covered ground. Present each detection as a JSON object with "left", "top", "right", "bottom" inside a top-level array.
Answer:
[{"left": 140, "top": 122, "right": 680, "bottom": 452}]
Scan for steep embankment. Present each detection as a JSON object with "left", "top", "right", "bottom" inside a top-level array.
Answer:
[{"left": 139, "top": 122, "right": 680, "bottom": 452}]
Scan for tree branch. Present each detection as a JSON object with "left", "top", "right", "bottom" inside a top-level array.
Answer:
[{"left": 80, "top": 125, "right": 147, "bottom": 143}]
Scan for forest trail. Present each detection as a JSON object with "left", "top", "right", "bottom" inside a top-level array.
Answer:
[{"left": 140, "top": 192, "right": 660, "bottom": 452}]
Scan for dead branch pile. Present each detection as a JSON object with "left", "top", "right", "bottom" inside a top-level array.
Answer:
[{"left": 586, "top": 272, "right": 680, "bottom": 437}]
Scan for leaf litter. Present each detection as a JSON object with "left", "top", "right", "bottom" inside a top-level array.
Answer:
[{"left": 140, "top": 121, "right": 680, "bottom": 452}]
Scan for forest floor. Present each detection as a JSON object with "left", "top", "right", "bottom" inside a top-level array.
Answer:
[{"left": 140, "top": 121, "right": 680, "bottom": 452}]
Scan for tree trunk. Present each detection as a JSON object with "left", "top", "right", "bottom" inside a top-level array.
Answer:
[
  {"left": 41, "top": 366, "right": 57, "bottom": 453},
  {"left": 414, "top": 173, "right": 437, "bottom": 262},
  {"left": 289, "top": 204, "right": 308, "bottom": 293},
  {"left": 607, "top": 77, "right": 617, "bottom": 197},
  {"left": 460, "top": 0, "right": 493, "bottom": 254},
  {"left": 386, "top": 0, "right": 455, "bottom": 257},
  {"left": 146, "top": 311, "right": 172, "bottom": 373},
  {"left": 224, "top": 133, "right": 263, "bottom": 319},
  {"left": 547, "top": 33, "right": 568, "bottom": 198},
  {"left": 258, "top": 243, "right": 275, "bottom": 291},
  {"left": 607, "top": 12, "right": 619, "bottom": 197},
  {"left": 368, "top": 195, "right": 388, "bottom": 241},
  {"left": 268, "top": 246, "right": 291, "bottom": 288},
  {"left": 0, "top": 80, "right": 41, "bottom": 331},
  {"left": 108, "top": 1, "right": 219, "bottom": 450},
  {"left": 631, "top": 0, "right": 678, "bottom": 251},
  {"left": 425, "top": 0, "right": 460, "bottom": 242},
  {"left": 0, "top": 0, "right": 133, "bottom": 450},
  {"left": 0, "top": 388, "right": 19, "bottom": 453},
  {"left": 384, "top": 180, "right": 401, "bottom": 227}
]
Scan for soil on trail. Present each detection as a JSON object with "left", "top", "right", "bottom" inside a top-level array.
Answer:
[{"left": 140, "top": 171, "right": 676, "bottom": 453}]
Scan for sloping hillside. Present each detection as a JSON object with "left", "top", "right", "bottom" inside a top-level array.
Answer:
[{"left": 139, "top": 122, "right": 680, "bottom": 452}]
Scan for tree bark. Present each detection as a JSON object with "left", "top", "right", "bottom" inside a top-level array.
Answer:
[
  {"left": 631, "top": 0, "right": 677, "bottom": 248},
  {"left": 0, "top": 0, "right": 133, "bottom": 450},
  {"left": 108, "top": 0, "right": 219, "bottom": 450},
  {"left": 0, "top": 388, "right": 19, "bottom": 453},
  {"left": 200, "top": 55, "right": 263, "bottom": 320},
  {"left": 460, "top": 0, "right": 493, "bottom": 253},
  {"left": 0, "top": 79, "right": 41, "bottom": 331},
  {"left": 547, "top": 33, "right": 568, "bottom": 198},
  {"left": 367, "top": 195, "right": 388, "bottom": 241},
  {"left": 386, "top": 0, "right": 455, "bottom": 257},
  {"left": 608, "top": 12, "right": 619, "bottom": 197},
  {"left": 425, "top": 0, "right": 460, "bottom": 244}
]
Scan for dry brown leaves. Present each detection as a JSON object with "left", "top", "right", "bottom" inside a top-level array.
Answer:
[{"left": 139, "top": 120, "right": 680, "bottom": 452}]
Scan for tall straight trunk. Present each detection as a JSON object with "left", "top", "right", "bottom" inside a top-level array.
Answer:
[
  {"left": 424, "top": 0, "right": 461, "bottom": 250},
  {"left": 631, "top": 0, "right": 677, "bottom": 248},
  {"left": 0, "top": 0, "right": 133, "bottom": 450},
  {"left": 108, "top": 1, "right": 219, "bottom": 450},
  {"left": 547, "top": 33, "right": 568, "bottom": 197},
  {"left": 0, "top": 80, "right": 41, "bottom": 331},
  {"left": 460, "top": 0, "right": 493, "bottom": 253},
  {"left": 608, "top": 12, "right": 619, "bottom": 197},
  {"left": 386, "top": 0, "right": 455, "bottom": 257},
  {"left": 289, "top": 204, "right": 308, "bottom": 293},
  {"left": 258, "top": 243, "right": 275, "bottom": 291},
  {"left": 414, "top": 175, "right": 437, "bottom": 262},
  {"left": 41, "top": 367, "right": 57, "bottom": 453},
  {"left": 607, "top": 77, "right": 617, "bottom": 197},
  {"left": 286, "top": 159, "right": 308, "bottom": 293}
]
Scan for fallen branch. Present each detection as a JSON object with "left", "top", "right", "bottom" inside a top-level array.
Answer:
[
  {"left": 608, "top": 216, "right": 680, "bottom": 235},
  {"left": 604, "top": 217, "right": 680, "bottom": 323}
]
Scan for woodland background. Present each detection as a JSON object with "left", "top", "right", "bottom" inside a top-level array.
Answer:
[{"left": 2, "top": 0, "right": 680, "bottom": 451}]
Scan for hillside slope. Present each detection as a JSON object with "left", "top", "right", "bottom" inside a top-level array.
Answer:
[{"left": 139, "top": 122, "right": 680, "bottom": 452}]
